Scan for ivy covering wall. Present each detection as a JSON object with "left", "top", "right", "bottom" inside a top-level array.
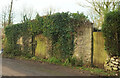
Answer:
[{"left": 4, "top": 12, "right": 89, "bottom": 59}]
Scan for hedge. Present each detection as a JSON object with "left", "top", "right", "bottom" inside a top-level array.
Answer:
[{"left": 102, "top": 11, "right": 120, "bottom": 56}]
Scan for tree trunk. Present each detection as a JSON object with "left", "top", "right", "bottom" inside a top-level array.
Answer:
[{"left": 8, "top": 0, "right": 13, "bottom": 25}]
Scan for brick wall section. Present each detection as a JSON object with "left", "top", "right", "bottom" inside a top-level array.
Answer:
[{"left": 73, "top": 23, "right": 92, "bottom": 65}]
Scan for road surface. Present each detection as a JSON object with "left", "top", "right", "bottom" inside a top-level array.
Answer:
[{"left": 2, "top": 58, "right": 94, "bottom": 76}]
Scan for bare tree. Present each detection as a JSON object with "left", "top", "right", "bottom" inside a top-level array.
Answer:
[
  {"left": 78, "top": 0, "right": 119, "bottom": 28},
  {"left": 42, "top": 7, "right": 58, "bottom": 15},
  {"left": 1, "top": 0, "right": 15, "bottom": 27},
  {"left": 1, "top": 6, "right": 8, "bottom": 28},
  {"left": 20, "top": 7, "right": 34, "bottom": 22}
]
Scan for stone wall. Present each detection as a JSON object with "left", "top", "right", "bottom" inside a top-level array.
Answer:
[
  {"left": 16, "top": 23, "right": 93, "bottom": 65},
  {"left": 104, "top": 56, "right": 120, "bottom": 71},
  {"left": 73, "top": 23, "right": 92, "bottom": 65}
]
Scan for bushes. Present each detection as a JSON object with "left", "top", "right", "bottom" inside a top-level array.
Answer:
[{"left": 102, "top": 11, "right": 120, "bottom": 56}]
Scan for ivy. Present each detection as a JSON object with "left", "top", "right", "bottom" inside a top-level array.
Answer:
[
  {"left": 102, "top": 11, "right": 120, "bottom": 56},
  {"left": 4, "top": 12, "right": 89, "bottom": 59}
]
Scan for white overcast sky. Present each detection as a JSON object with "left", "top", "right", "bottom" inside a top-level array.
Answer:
[{"left": 0, "top": 0, "right": 91, "bottom": 25}]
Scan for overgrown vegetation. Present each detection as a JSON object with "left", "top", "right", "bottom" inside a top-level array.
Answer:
[
  {"left": 4, "top": 12, "right": 89, "bottom": 61},
  {"left": 102, "top": 10, "right": 120, "bottom": 56}
]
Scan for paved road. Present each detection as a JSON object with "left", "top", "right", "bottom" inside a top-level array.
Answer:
[{"left": 2, "top": 58, "right": 94, "bottom": 76}]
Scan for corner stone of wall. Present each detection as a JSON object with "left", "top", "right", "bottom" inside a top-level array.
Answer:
[{"left": 73, "top": 23, "right": 92, "bottom": 66}]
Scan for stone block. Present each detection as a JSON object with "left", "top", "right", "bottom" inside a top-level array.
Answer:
[
  {"left": 113, "top": 65, "right": 118, "bottom": 68},
  {"left": 113, "top": 56, "right": 117, "bottom": 59},
  {"left": 118, "top": 66, "right": 120, "bottom": 69},
  {"left": 111, "top": 57, "right": 115, "bottom": 61},
  {"left": 112, "top": 61, "right": 119, "bottom": 65},
  {"left": 108, "top": 63, "right": 114, "bottom": 67},
  {"left": 116, "top": 59, "right": 119, "bottom": 62},
  {"left": 105, "top": 65, "right": 112, "bottom": 71},
  {"left": 105, "top": 61, "right": 108, "bottom": 64},
  {"left": 112, "top": 67, "right": 118, "bottom": 71}
]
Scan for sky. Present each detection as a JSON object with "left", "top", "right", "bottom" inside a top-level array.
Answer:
[{"left": 0, "top": 0, "right": 90, "bottom": 26}]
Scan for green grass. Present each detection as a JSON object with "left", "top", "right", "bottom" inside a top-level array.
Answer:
[{"left": 78, "top": 66, "right": 117, "bottom": 76}]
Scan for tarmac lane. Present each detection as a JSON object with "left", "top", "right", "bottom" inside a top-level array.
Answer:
[{"left": 2, "top": 58, "right": 93, "bottom": 76}]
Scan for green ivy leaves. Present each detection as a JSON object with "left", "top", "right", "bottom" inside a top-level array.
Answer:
[
  {"left": 5, "top": 12, "right": 88, "bottom": 58},
  {"left": 102, "top": 11, "right": 120, "bottom": 56}
]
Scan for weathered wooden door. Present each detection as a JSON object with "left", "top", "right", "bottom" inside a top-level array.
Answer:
[{"left": 93, "top": 32, "right": 108, "bottom": 68}]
